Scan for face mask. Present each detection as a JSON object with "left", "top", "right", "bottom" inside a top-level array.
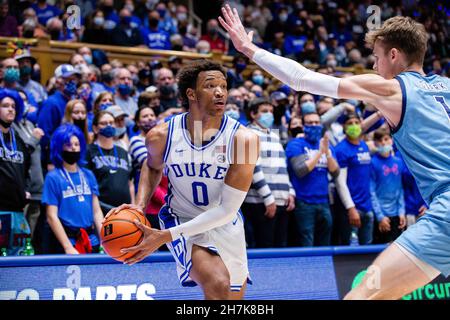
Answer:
[
  {"left": 117, "top": 83, "right": 131, "bottom": 96},
  {"left": 121, "top": 16, "right": 131, "bottom": 26},
  {"left": 0, "top": 118, "right": 12, "bottom": 128},
  {"left": 4, "top": 68, "right": 20, "bottom": 83},
  {"left": 225, "top": 110, "right": 240, "bottom": 120},
  {"left": 115, "top": 126, "right": 127, "bottom": 138},
  {"left": 290, "top": 126, "right": 303, "bottom": 138},
  {"left": 79, "top": 88, "right": 91, "bottom": 102},
  {"left": 20, "top": 65, "right": 33, "bottom": 77},
  {"left": 301, "top": 101, "right": 316, "bottom": 114},
  {"left": 304, "top": 125, "right": 323, "bottom": 143},
  {"left": 125, "top": 5, "right": 134, "bottom": 12},
  {"left": 83, "top": 54, "right": 92, "bottom": 65},
  {"left": 258, "top": 112, "right": 274, "bottom": 129},
  {"left": 102, "top": 72, "right": 113, "bottom": 83},
  {"left": 99, "top": 102, "right": 113, "bottom": 111},
  {"left": 345, "top": 123, "right": 362, "bottom": 139},
  {"left": 149, "top": 18, "right": 159, "bottom": 28},
  {"left": 93, "top": 16, "right": 104, "bottom": 26},
  {"left": 99, "top": 125, "right": 116, "bottom": 138},
  {"left": 160, "top": 84, "right": 176, "bottom": 98},
  {"left": 63, "top": 80, "right": 77, "bottom": 97},
  {"left": 157, "top": 9, "right": 166, "bottom": 18},
  {"left": 208, "top": 27, "right": 218, "bottom": 36},
  {"left": 279, "top": 13, "right": 288, "bottom": 22},
  {"left": 177, "top": 13, "right": 187, "bottom": 21},
  {"left": 141, "top": 119, "right": 158, "bottom": 133},
  {"left": 62, "top": 150, "right": 81, "bottom": 165},
  {"left": 253, "top": 91, "right": 263, "bottom": 98},
  {"left": 252, "top": 74, "right": 264, "bottom": 85},
  {"left": 377, "top": 145, "right": 393, "bottom": 154},
  {"left": 73, "top": 119, "right": 86, "bottom": 131},
  {"left": 235, "top": 62, "right": 247, "bottom": 73},
  {"left": 131, "top": 75, "right": 139, "bottom": 86}
]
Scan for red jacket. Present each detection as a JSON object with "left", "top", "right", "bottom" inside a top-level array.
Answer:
[{"left": 145, "top": 175, "right": 168, "bottom": 215}]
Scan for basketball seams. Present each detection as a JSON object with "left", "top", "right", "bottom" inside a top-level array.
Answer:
[
  {"left": 101, "top": 228, "right": 140, "bottom": 244},
  {"left": 109, "top": 232, "right": 144, "bottom": 259}
]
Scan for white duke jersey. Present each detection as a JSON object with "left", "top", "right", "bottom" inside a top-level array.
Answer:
[{"left": 162, "top": 113, "right": 241, "bottom": 219}]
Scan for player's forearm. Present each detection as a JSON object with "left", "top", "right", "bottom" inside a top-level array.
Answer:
[
  {"left": 136, "top": 162, "right": 162, "bottom": 210},
  {"left": 251, "top": 49, "right": 341, "bottom": 98}
]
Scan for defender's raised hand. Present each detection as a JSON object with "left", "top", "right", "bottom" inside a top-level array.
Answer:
[{"left": 219, "top": 4, "right": 258, "bottom": 57}]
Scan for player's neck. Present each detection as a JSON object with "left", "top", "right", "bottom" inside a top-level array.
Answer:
[
  {"left": 97, "top": 136, "right": 114, "bottom": 149},
  {"left": 186, "top": 112, "right": 223, "bottom": 145},
  {"left": 401, "top": 63, "right": 425, "bottom": 76}
]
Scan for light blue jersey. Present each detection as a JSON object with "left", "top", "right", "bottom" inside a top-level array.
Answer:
[
  {"left": 392, "top": 71, "right": 450, "bottom": 205},
  {"left": 393, "top": 71, "right": 450, "bottom": 277}
]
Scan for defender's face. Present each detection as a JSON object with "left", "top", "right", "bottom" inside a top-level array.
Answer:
[
  {"left": 195, "top": 70, "right": 227, "bottom": 116},
  {"left": 372, "top": 41, "right": 397, "bottom": 79}
]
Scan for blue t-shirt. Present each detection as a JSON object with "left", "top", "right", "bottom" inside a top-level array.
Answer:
[
  {"left": 141, "top": 28, "right": 171, "bottom": 50},
  {"left": 398, "top": 153, "right": 426, "bottom": 215},
  {"left": 335, "top": 139, "right": 372, "bottom": 212},
  {"left": 42, "top": 167, "right": 100, "bottom": 246},
  {"left": 31, "top": 4, "right": 62, "bottom": 26},
  {"left": 286, "top": 137, "right": 335, "bottom": 204},
  {"left": 370, "top": 153, "right": 405, "bottom": 221}
]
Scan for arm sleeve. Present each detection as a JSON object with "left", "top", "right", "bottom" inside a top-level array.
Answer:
[
  {"left": 252, "top": 49, "right": 341, "bottom": 98},
  {"left": 169, "top": 184, "right": 247, "bottom": 240},
  {"left": 289, "top": 154, "right": 310, "bottom": 178},
  {"left": 334, "top": 167, "right": 355, "bottom": 210},
  {"left": 252, "top": 161, "right": 275, "bottom": 206},
  {"left": 370, "top": 168, "right": 384, "bottom": 221},
  {"left": 321, "top": 104, "right": 345, "bottom": 127}
]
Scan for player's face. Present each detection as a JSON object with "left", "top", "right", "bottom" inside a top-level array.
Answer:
[
  {"left": 372, "top": 41, "right": 403, "bottom": 79},
  {"left": 195, "top": 70, "right": 228, "bottom": 116}
]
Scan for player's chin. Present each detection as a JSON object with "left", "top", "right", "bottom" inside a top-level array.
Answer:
[{"left": 212, "top": 103, "right": 225, "bottom": 113}]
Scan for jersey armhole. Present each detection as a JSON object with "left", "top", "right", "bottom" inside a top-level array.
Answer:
[
  {"left": 227, "top": 122, "right": 241, "bottom": 164},
  {"left": 391, "top": 75, "right": 407, "bottom": 134},
  {"left": 163, "top": 118, "right": 175, "bottom": 163}
]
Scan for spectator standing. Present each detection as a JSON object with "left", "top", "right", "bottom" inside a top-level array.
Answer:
[
  {"left": 42, "top": 124, "right": 103, "bottom": 254},
  {"left": 242, "top": 98, "right": 296, "bottom": 248},
  {"left": 141, "top": 10, "right": 171, "bottom": 50},
  {"left": 334, "top": 113, "right": 374, "bottom": 245},
  {"left": 0, "top": 89, "right": 32, "bottom": 255},
  {"left": 38, "top": 64, "right": 81, "bottom": 170},
  {"left": 63, "top": 99, "right": 90, "bottom": 144},
  {"left": 110, "top": 8, "right": 143, "bottom": 47},
  {"left": 31, "top": 0, "right": 62, "bottom": 27},
  {"left": 370, "top": 129, "right": 406, "bottom": 243},
  {"left": 113, "top": 68, "right": 138, "bottom": 119},
  {"left": 85, "top": 111, "right": 134, "bottom": 215},
  {"left": 286, "top": 112, "right": 340, "bottom": 246},
  {"left": 200, "top": 19, "right": 226, "bottom": 53}
]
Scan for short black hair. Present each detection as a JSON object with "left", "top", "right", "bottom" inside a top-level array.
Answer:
[
  {"left": 248, "top": 97, "right": 272, "bottom": 115},
  {"left": 177, "top": 59, "right": 226, "bottom": 109},
  {"left": 373, "top": 127, "right": 391, "bottom": 142},
  {"left": 342, "top": 112, "right": 361, "bottom": 125}
]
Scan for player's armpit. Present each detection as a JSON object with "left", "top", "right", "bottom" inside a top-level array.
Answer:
[
  {"left": 338, "top": 74, "right": 403, "bottom": 127},
  {"left": 224, "top": 127, "right": 260, "bottom": 192}
]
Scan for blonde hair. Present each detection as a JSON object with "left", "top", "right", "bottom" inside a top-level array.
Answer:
[
  {"left": 365, "top": 16, "right": 428, "bottom": 66},
  {"left": 63, "top": 99, "right": 90, "bottom": 143}
]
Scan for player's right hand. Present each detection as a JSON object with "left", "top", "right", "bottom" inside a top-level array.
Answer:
[
  {"left": 348, "top": 207, "right": 361, "bottom": 228},
  {"left": 103, "top": 203, "right": 145, "bottom": 223}
]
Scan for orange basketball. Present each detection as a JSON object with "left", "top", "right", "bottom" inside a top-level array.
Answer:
[{"left": 100, "top": 208, "right": 151, "bottom": 262}]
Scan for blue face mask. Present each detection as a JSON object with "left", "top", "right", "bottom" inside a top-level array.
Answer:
[
  {"left": 99, "top": 102, "right": 113, "bottom": 111},
  {"left": 252, "top": 75, "right": 264, "bottom": 85},
  {"left": 225, "top": 110, "right": 240, "bottom": 120},
  {"left": 301, "top": 101, "right": 316, "bottom": 115},
  {"left": 258, "top": 112, "right": 274, "bottom": 129},
  {"left": 377, "top": 145, "right": 393, "bottom": 154},
  {"left": 4, "top": 68, "right": 20, "bottom": 83},
  {"left": 63, "top": 80, "right": 77, "bottom": 97},
  {"left": 235, "top": 62, "right": 247, "bottom": 73},
  {"left": 99, "top": 125, "right": 116, "bottom": 138},
  {"left": 117, "top": 84, "right": 131, "bottom": 96},
  {"left": 115, "top": 126, "right": 127, "bottom": 137},
  {"left": 83, "top": 54, "right": 92, "bottom": 65},
  {"left": 304, "top": 125, "right": 323, "bottom": 143}
]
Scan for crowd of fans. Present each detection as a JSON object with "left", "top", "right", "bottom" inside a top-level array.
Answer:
[{"left": 0, "top": 0, "right": 447, "bottom": 255}]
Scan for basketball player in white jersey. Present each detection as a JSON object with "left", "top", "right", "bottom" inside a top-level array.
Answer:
[
  {"left": 104, "top": 60, "right": 259, "bottom": 300},
  {"left": 219, "top": 4, "right": 450, "bottom": 300}
]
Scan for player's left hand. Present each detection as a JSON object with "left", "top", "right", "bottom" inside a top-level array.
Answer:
[
  {"left": 121, "top": 219, "right": 172, "bottom": 265},
  {"left": 398, "top": 215, "right": 406, "bottom": 230}
]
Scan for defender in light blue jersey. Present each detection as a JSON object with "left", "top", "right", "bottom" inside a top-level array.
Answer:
[{"left": 220, "top": 5, "right": 449, "bottom": 300}]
